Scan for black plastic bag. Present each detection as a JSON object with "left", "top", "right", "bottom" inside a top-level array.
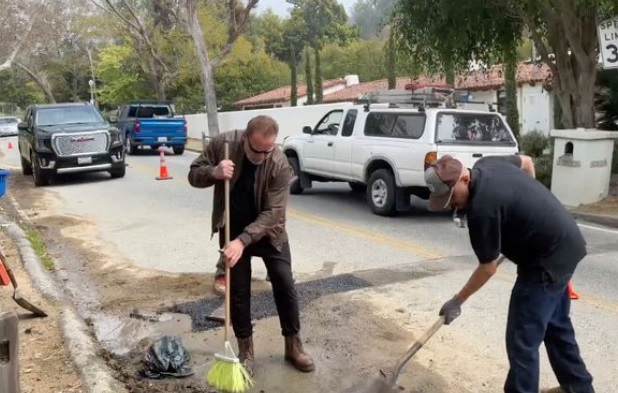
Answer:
[{"left": 138, "top": 335, "right": 194, "bottom": 379}]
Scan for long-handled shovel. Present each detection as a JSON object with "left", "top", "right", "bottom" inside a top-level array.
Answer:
[
  {"left": 341, "top": 255, "right": 507, "bottom": 393},
  {"left": 0, "top": 244, "right": 47, "bottom": 317}
]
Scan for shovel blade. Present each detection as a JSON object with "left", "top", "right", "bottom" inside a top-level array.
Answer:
[{"left": 13, "top": 291, "right": 47, "bottom": 318}]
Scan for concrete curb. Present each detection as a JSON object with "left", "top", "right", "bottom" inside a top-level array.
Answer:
[
  {"left": 572, "top": 211, "right": 618, "bottom": 229},
  {"left": 1, "top": 197, "right": 128, "bottom": 393}
]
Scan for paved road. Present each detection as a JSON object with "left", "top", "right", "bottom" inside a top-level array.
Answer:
[{"left": 1, "top": 135, "right": 617, "bottom": 392}]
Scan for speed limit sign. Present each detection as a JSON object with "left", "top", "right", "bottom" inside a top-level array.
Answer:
[{"left": 599, "top": 18, "right": 618, "bottom": 69}]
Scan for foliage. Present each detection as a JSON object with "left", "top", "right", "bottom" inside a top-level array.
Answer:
[
  {"left": 596, "top": 68, "right": 618, "bottom": 131},
  {"left": 534, "top": 154, "right": 553, "bottom": 189},
  {"left": 350, "top": 0, "right": 396, "bottom": 39},
  {"left": 519, "top": 131, "right": 550, "bottom": 158},
  {"left": 392, "top": 0, "right": 523, "bottom": 75}
]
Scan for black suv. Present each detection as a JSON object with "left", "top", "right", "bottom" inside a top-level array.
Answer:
[{"left": 18, "top": 103, "right": 125, "bottom": 186}]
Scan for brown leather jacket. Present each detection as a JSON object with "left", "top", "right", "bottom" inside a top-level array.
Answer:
[{"left": 187, "top": 129, "right": 293, "bottom": 251}]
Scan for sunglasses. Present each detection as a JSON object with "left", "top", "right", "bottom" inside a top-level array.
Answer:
[{"left": 247, "top": 137, "right": 275, "bottom": 156}]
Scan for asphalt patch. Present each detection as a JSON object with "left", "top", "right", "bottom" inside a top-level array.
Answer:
[{"left": 169, "top": 273, "right": 373, "bottom": 332}]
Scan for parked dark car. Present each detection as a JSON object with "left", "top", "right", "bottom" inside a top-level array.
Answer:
[
  {"left": 17, "top": 103, "right": 125, "bottom": 187},
  {"left": 111, "top": 101, "right": 187, "bottom": 155}
]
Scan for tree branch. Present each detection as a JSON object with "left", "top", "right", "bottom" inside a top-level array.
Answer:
[
  {"left": 14, "top": 61, "right": 56, "bottom": 103},
  {"left": 0, "top": 11, "right": 38, "bottom": 72},
  {"left": 211, "top": 0, "right": 260, "bottom": 67}
]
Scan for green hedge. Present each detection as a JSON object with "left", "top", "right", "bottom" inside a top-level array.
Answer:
[{"left": 519, "top": 131, "right": 552, "bottom": 189}]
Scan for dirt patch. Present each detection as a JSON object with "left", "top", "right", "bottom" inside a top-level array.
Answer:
[
  {"left": 98, "top": 342, "right": 215, "bottom": 393},
  {"left": 0, "top": 232, "right": 83, "bottom": 393}
]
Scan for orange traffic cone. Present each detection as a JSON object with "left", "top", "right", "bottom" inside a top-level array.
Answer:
[
  {"left": 0, "top": 261, "right": 10, "bottom": 286},
  {"left": 156, "top": 146, "right": 173, "bottom": 180},
  {"left": 567, "top": 281, "right": 580, "bottom": 300},
  {"left": 7, "top": 141, "right": 13, "bottom": 150}
]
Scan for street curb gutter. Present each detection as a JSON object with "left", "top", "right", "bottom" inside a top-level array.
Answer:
[
  {"left": 571, "top": 211, "right": 618, "bottom": 229},
  {"left": 1, "top": 201, "right": 128, "bottom": 392}
]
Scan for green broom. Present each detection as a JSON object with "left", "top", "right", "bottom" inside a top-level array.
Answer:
[{"left": 206, "top": 142, "right": 253, "bottom": 393}]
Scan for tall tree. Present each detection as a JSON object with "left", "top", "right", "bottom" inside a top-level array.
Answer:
[
  {"left": 181, "top": 0, "right": 258, "bottom": 135},
  {"left": 304, "top": 47, "right": 314, "bottom": 104},
  {"left": 392, "top": 0, "right": 523, "bottom": 132},
  {"left": 506, "top": 0, "right": 606, "bottom": 128}
]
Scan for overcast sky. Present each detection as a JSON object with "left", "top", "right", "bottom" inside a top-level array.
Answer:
[{"left": 254, "top": 0, "right": 357, "bottom": 17}]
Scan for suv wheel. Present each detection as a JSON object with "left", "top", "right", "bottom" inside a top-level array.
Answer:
[
  {"left": 31, "top": 152, "right": 49, "bottom": 187},
  {"left": 287, "top": 156, "right": 304, "bottom": 195},
  {"left": 109, "top": 164, "right": 126, "bottom": 179},
  {"left": 367, "top": 169, "right": 396, "bottom": 216},
  {"left": 173, "top": 146, "right": 185, "bottom": 155},
  {"left": 125, "top": 136, "right": 135, "bottom": 155},
  {"left": 20, "top": 151, "right": 33, "bottom": 175}
]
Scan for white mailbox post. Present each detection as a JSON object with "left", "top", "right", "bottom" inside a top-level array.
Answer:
[{"left": 550, "top": 129, "right": 618, "bottom": 207}]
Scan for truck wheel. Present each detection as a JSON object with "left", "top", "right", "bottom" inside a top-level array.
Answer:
[
  {"left": 287, "top": 156, "right": 304, "bottom": 195},
  {"left": 125, "top": 136, "right": 135, "bottom": 155},
  {"left": 31, "top": 152, "right": 49, "bottom": 187},
  {"left": 109, "top": 165, "right": 126, "bottom": 179},
  {"left": 21, "top": 152, "right": 33, "bottom": 175},
  {"left": 173, "top": 146, "right": 185, "bottom": 155},
  {"left": 349, "top": 182, "right": 366, "bottom": 192},
  {"left": 367, "top": 169, "right": 396, "bottom": 216}
]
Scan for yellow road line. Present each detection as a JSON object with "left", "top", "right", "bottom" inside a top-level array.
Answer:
[
  {"left": 287, "top": 209, "right": 444, "bottom": 259},
  {"left": 127, "top": 158, "right": 618, "bottom": 315},
  {"left": 129, "top": 159, "right": 444, "bottom": 260}
]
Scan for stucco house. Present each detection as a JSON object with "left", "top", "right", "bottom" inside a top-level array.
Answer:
[{"left": 233, "top": 61, "right": 555, "bottom": 135}]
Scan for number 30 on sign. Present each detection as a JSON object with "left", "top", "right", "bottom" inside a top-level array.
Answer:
[{"left": 599, "top": 18, "right": 618, "bottom": 69}]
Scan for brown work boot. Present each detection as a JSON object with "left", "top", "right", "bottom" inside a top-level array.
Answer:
[
  {"left": 284, "top": 334, "right": 315, "bottom": 372},
  {"left": 213, "top": 275, "right": 225, "bottom": 296},
  {"left": 540, "top": 388, "right": 566, "bottom": 393},
  {"left": 237, "top": 336, "right": 255, "bottom": 377}
]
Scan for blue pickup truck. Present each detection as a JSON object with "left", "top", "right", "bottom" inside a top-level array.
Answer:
[{"left": 112, "top": 101, "right": 187, "bottom": 155}]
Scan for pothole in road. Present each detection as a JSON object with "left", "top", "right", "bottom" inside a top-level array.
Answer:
[{"left": 169, "top": 268, "right": 435, "bottom": 332}]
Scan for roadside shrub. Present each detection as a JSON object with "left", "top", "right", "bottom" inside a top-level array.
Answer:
[
  {"left": 519, "top": 131, "right": 550, "bottom": 158},
  {"left": 534, "top": 154, "right": 553, "bottom": 189}
]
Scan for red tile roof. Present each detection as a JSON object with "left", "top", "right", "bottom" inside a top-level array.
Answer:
[
  {"left": 321, "top": 76, "right": 445, "bottom": 103},
  {"left": 456, "top": 62, "right": 552, "bottom": 91},
  {"left": 233, "top": 78, "right": 347, "bottom": 107}
]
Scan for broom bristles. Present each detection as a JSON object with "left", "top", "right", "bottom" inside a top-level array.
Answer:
[{"left": 206, "top": 359, "right": 253, "bottom": 393}]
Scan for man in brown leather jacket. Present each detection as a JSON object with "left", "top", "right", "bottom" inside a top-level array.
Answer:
[{"left": 188, "top": 115, "right": 314, "bottom": 376}]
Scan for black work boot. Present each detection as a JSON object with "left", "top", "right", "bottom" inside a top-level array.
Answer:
[
  {"left": 284, "top": 334, "right": 315, "bottom": 372},
  {"left": 237, "top": 336, "right": 255, "bottom": 377}
]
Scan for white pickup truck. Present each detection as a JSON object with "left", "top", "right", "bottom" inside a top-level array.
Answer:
[{"left": 282, "top": 99, "right": 520, "bottom": 216}]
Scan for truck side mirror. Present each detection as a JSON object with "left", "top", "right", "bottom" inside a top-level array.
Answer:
[
  {"left": 17, "top": 122, "right": 28, "bottom": 131},
  {"left": 302, "top": 126, "right": 312, "bottom": 134}
]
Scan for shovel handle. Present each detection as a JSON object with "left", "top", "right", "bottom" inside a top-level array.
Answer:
[
  {"left": 0, "top": 244, "right": 18, "bottom": 289},
  {"left": 390, "top": 316, "right": 445, "bottom": 381},
  {"left": 389, "top": 254, "right": 508, "bottom": 382},
  {"left": 223, "top": 142, "right": 231, "bottom": 342}
]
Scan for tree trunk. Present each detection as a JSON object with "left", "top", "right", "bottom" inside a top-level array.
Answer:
[
  {"left": 314, "top": 47, "right": 323, "bottom": 103},
  {"left": 386, "top": 31, "right": 396, "bottom": 89},
  {"left": 503, "top": 44, "right": 520, "bottom": 137},
  {"left": 185, "top": 0, "right": 220, "bottom": 135},
  {"left": 14, "top": 62, "right": 56, "bottom": 103},
  {"left": 530, "top": 3, "right": 599, "bottom": 129},
  {"left": 290, "top": 46, "right": 298, "bottom": 107},
  {"left": 305, "top": 48, "right": 314, "bottom": 105}
]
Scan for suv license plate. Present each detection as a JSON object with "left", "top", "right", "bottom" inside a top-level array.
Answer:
[
  {"left": 157, "top": 137, "right": 167, "bottom": 142},
  {"left": 78, "top": 156, "right": 92, "bottom": 165}
]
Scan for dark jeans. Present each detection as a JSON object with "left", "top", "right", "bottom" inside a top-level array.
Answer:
[
  {"left": 219, "top": 234, "right": 300, "bottom": 339},
  {"left": 505, "top": 272, "right": 594, "bottom": 393}
]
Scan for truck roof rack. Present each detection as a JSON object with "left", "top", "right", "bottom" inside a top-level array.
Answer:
[{"left": 359, "top": 88, "right": 491, "bottom": 112}]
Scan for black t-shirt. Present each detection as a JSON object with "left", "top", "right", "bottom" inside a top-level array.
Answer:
[
  {"left": 229, "top": 156, "right": 259, "bottom": 238},
  {"left": 467, "top": 155, "right": 587, "bottom": 280}
]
